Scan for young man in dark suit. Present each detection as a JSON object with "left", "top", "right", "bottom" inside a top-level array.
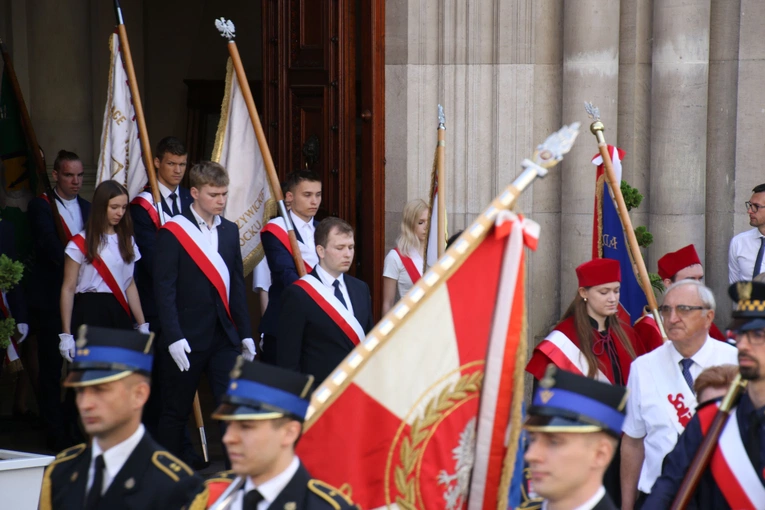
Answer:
[
  {"left": 27, "top": 149, "right": 90, "bottom": 450},
  {"left": 153, "top": 161, "right": 255, "bottom": 458},
  {"left": 276, "top": 217, "right": 373, "bottom": 387}
]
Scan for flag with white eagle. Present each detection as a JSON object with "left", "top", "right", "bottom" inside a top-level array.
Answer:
[{"left": 96, "top": 33, "right": 145, "bottom": 198}]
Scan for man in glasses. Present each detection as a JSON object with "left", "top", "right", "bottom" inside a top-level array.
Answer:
[
  {"left": 646, "top": 280, "right": 765, "bottom": 508},
  {"left": 620, "top": 280, "right": 737, "bottom": 509},
  {"left": 729, "top": 183, "right": 765, "bottom": 283}
]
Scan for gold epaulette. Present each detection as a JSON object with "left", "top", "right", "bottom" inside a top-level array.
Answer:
[
  {"left": 39, "top": 444, "right": 88, "bottom": 510},
  {"left": 307, "top": 480, "right": 357, "bottom": 510},
  {"left": 151, "top": 451, "right": 194, "bottom": 482},
  {"left": 55, "top": 443, "right": 87, "bottom": 460}
]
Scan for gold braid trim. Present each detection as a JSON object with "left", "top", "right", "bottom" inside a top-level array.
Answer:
[
  {"left": 211, "top": 58, "right": 234, "bottom": 164},
  {"left": 595, "top": 173, "right": 605, "bottom": 258},
  {"left": 186, "top": 485, "right": 209, "bottom": 510},
  {"left": 39, "top": 444, "right": 87, "bottom": 510}
]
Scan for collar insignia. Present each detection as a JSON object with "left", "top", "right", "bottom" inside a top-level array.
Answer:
[
  {"left": 285, "top": 503, "right": 296, "bottom": 510},
  {"left": 124, "top": 477, "right": 135, "bottom": 489},
  {"left": 70, "top": 471, "right": 79, "bottom": 482}
]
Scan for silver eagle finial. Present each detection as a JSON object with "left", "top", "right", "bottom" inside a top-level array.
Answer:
[
  {"left": 215, "top": 18, "right": 236, "bottom": 40},
  {"left": 438, "top": 104, "right": 446, "bottom": 130},
  {"left": 584, "top": 101, "right": 600, "bottom": 121},
  {"left": 532, "top": 122, "right": 581, "bottom": 169}
]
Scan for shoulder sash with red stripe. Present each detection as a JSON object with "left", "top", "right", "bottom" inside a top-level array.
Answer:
[
  {"left": 697, "top": 403, "right": 765, "bottom": 509},
  {"left": 393, "top": 248, "right": 421, "bottom": 284},
  {"left": 40, "top": 192, "right": 73, "bottom": 239},
  {"left": 161, "top": 215, "right": 233, "bottom": 323},
  {"left": 261, "top": 218, "right": 314, "bottom": 274},
  {"left": 130, "top": 191, "right": 161, "bottom": 229},
  {"left": 533, "top": 328, "right": 611, "bottom": 384},
  {"left": 294, "top": 274, "right": 365, "bottom": 346},
  {"left": 71, "top": 234, "right": 131, "bottom": 316}
]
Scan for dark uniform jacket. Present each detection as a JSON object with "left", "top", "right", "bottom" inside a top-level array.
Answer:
[
  {"left": 40, "top": 431, "right": 203, "bottom": 510},
  {"left": 204, "top": 463, "right": 359, "bottom": 509}
]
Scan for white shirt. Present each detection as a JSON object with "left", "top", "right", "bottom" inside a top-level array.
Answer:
[
  {"left": 229, "top": 456, "right": 300, "bottom": 510},
  {"left": 65, "top": 232, "right": 141, "bottom": 294},
  {"left": 54, "top": 188, "right": 83, "bottom": 234},
  {"left": 383, "top": 248, "right": 423, "bottom": 299},
  {"left": 252, "top": 257, "right": 272, "bottom": 292},
  {"left": 86, "top": 424, "right": 145, "bottom": 496},
  {"left": 158, "top": 181, "right": 182, "bottom": 216},
  {"left": 315, "top": 263, "right": 354, "bottom": 315},
  {"left": 190, "top": 203, "right": 221, "bottom": 251},
  {"left": 729, "top": 227, "right": 765, "bottom": 283},
  {"left": 290, "top": 210, "right": 317, "bottom": 264},
  {"left": 623, "top": 337, "right": 738, "bottom": 492},
  {"left": 541, "top": 486, "right": 606, "bottom": 510}
]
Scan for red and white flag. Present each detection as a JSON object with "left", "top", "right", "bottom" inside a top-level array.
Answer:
[{"left": 297, "top": 208, "right": 537, "bottom": 510}]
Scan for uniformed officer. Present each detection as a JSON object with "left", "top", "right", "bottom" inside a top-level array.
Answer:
[
  {"left": 202, "top": 359, "right": 359, "bottom": 509},
  {"left": 39, "top": 325, "right": 204, "bottom": 510},
  {"left": 645, "top": 280, "right": 765, "bottom": 509},
  {"left": 522, "top": 365, "right": 627, "bottom": 510}
]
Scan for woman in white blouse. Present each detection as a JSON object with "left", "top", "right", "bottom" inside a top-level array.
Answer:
[
  {"left": 58, "top": 180, "right": 148, "bottom": 362},
  {"left": 381, "top": 198, "right": 429, "bottom": 314}
]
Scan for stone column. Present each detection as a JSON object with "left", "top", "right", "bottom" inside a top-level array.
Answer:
[
  {"left": 648, "top": 0, "right": 711, "bottom": 269},
  {"left": 559, "top": 0, "right": 620, "bottom": 313}
]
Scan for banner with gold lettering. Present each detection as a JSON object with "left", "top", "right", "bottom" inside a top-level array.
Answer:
[
  {"left": 96, "top": 32, "right": 145, "bottom": 198},
  {"left": 212, "top": 58, "right": 276, "bottom": 276}
]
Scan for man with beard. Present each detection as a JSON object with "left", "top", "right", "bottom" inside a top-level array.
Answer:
[{"left": 645, "top": 280, "right": 765, "bottom": 509}]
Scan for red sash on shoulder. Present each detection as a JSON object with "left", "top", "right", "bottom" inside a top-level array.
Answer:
[
  {"left": 294, "top": 275, "right": 365, "bottom": 346},
  {"left": 40, "top": 193, "right": 73, "bottom": 239},
  {"left": 698, "top": 403, "right": 765, "bottom": 509},
  {"left": 161, "top": 216, "right": 233, "bottom": 323},
  {"left": 394, "top": 248, "right": 421, "bottom": 284},
  {"left": 130, "top": 191, "right": 161, "bottom": 229},
  {"left": 261, "top": 220, "right": 314, "bottom": 274},
  {"left": 71, "top": 234, "right": 131, "bottom": 316}
]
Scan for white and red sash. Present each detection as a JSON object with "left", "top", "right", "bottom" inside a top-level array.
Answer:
[
  {"left": 130, "top": 190, "right": 161, "bottom": 229},
  {"left": 393, "top": 248, "right": 421, "bottom": 284},
  {"left": 698, "top": 403, "right": 765, "bottom": 509},
  {"left": 161, "top": 215, "right": 233, "bottom": 322},
  {"left": 652, "top": 346, "right": 697, "bottom": 433},
  {"left": 294, "top": 274, "right": 365, "bottom": 346},
  {"left": 260, "top": 217, "right": 316, "bottom": 273},
  {"left": 40, "top": 193, "right": 74, "bottom": 239},
  {"left": 71, "top": 233, "right": 131, "bottom": 316},
  {"left": 535, "top": 329, "right": 610, "bottom": 384}
]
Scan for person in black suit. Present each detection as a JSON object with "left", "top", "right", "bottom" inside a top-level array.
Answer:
[
  {"left": 522, "top": 365, "right": 625, "bottom": 510},
  {"left": 153, "top": 161, "right": 255, "bottom": 458},
  {"left": 39, "top": 325, "right": 203, "bottom": 510},
  {"left": 129, "top": 136, "right": 192, "bottom": 441},
  {"left": 277, "top": 217, "right": 373, "bottom": 387},
  {"left": 201, "top": 359, "right": 359, "bottom": 510},
  {"left": 27, "top": 149, "right": 90, "bottom": 450}
]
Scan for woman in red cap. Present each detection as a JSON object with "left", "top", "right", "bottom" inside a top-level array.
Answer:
[{"left": 526, "top": 258, "right": 645, "bottom": 386}]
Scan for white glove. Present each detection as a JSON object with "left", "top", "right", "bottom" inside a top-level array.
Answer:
[
  {"left": 17, "top": 323, "right": 29, "bottom": 343},
  {"left": 168, "top": 339, "right": 191, "bottom": 371},
  {"left": 58, "top": 333, "right": 75, "bottom": 362},
  {"left": 241, "top": 338, "right": 256, "bottom": 362},
  {"left": 136, "top": 323, "right": 150, "bottom": 335}
]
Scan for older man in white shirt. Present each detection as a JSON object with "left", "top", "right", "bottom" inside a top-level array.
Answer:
[{"left": 620, "top": 280, "right": 738, "bottom": 509}]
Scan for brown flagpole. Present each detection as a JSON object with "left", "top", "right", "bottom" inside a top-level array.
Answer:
[
  {"left": 436, "top": 105, "right": 446, "bottom": 258},
  {"left": 215, "top": 18, "right": 307, "bottom": 277}
]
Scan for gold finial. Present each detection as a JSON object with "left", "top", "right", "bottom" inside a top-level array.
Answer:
[
  {"left": 737, "top": 281, "right": 753, "bottom": 302},
  {"left": 230, "top": 355, "right": 244, "bottom": 379}
]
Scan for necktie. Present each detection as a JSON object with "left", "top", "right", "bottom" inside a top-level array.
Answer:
[
  {"left": 243, "top": 489, "right": 265, "bottom": 509},
  {"left": 85, "top": 455, "right": 105, "bottom": 510},
  {"left": 168, "top": 192, "right": 180, "bottom": 216},
  {"left": 680, "top": 359, "right": 695, "bottom": 394},
  {"left": 754, "top": 237, "right": 765, "bottom": 279},
  {"left": 333, "top": 280, "right": 347, "bottom": 308}
]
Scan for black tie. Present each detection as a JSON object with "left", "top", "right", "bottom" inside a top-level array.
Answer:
[
  {"left": 243, "top": 489, "right": 265, "bottom": 509},
  {"left": 754, "top": 237, "right": 765, "bottom": 279},
  {"left": 85, "top": 455, "right": 105, "bottom": 510},
  {"left": 168, "top": 192, "right": 180, "bottom": 216},
  {"left": 333, "top": 280, "right": 347, "bottom": 309}
]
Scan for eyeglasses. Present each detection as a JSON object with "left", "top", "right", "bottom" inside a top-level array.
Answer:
[
  {"left": 746, "top": 201, "right": 765, "bottom": 212},
  {"left": 658, "top": 305, "right": 709, "bottom": 317},
  {"left": 736, "top": 330, "right": 765, "bottom": 345}
]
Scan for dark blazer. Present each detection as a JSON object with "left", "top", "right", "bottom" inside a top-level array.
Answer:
[
  {"left": 0, "top": 219, "right": 27, "bottom": 323},
  {"left": 260, "top": 218, "right": 318, "bottom": 336},
  {"left": 154, "top": 208, "right": 252, "bottom": 350},
  {"left": 276, "top": 268, "right": 373, "bottom": 386},
  {"left": 40, "top": 432, "right": 203, "bottom": 510},
  {"left": 27, "top": 194, "right": 90, "bottom": 311},
  {"left": 130, "top": 186, "right": 193, "bottom": 322}
]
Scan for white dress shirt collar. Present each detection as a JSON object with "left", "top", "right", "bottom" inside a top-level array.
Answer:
[
  {"left": 542, "top": 486, "right": 605, "bottom": 510},
  {"left": 89, "top": 424, "right": 145, "bottom": 493},
  {"left": 53, "top": 187, "right": 78, "bottom": 205},
  {"left": 158, "top": 180, "right": 178, "bottom": 200},
  {"left": 315, "top": 263, "right": 345, "bottom": 289},
  {"left": 290, "top": 210, "right": 314, "bottom": 233},
  {"left": 244, "top": 456, "right": 300, "bottom": 508},
  {"left": 190, "top": 202, "right": 222, "bottom": 230},
  {"left": 668, "top": 334, "right": 716, "bottom": 368}
]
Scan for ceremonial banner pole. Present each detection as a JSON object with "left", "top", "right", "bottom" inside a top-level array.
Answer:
[
  {"left": 0, "top": 37, "right": 67, "bottom": 244},
  {"left": 113, "top": 0, "right": 207, "bottom": 460},
  {"left": 585, "top": 102, "right": 668, "bottom": 341},
  {"left": 215, "top": 18, "right": 306, "bottom": 277},
  {"left": 670, "top": 374, "right": 747, "bottom": 509},
  {"left": 437, "top": 105, "right": 446, "bottom": 257}
]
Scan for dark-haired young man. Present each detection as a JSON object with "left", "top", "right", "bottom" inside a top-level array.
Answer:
[
  {"left": 28, "top": 149, "right": 91, "bottom": 450},
  {"left": 260, "top": 170, "right": 322, "bottom": 363},
  {"left": 729, "top": 183, "right": 765, "bottom": 283},
  {"left": 276, "top": 217, "right": 373, "bottom": 387}
]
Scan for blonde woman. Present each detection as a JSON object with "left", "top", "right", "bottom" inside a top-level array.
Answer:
[{"left": 382, "top": 199, "right": 429, "bottom": 314}]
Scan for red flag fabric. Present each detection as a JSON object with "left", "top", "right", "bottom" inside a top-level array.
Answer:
[{"left": 297, "top": 208, "right": 537, "bottom": 510}]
